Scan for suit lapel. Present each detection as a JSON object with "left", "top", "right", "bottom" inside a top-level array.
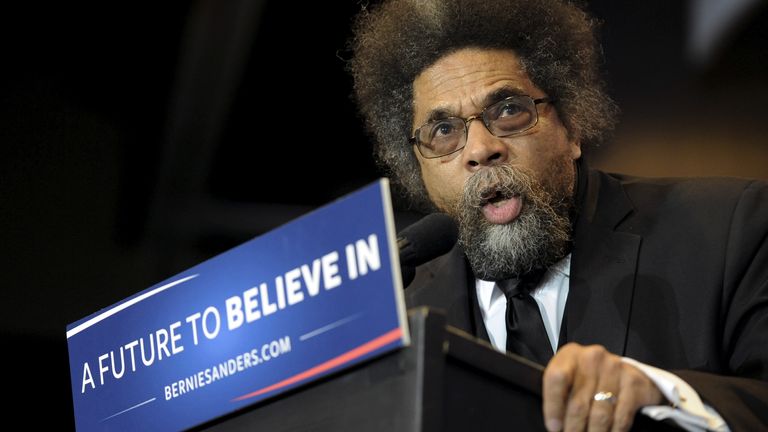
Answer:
[{"left": 565, "top": 169, "right": 641, "bottom": 356}]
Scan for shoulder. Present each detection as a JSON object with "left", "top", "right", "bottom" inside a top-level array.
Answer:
[
  {"left": 596, "top": 170, "right": 768, "bottom": 219},
  {"left": 584, "top": 169, "right": 768, "bottom": 256},
  {"left": 404, "top": 243, "right": 470, "bottom": 308},
  {"left": 407, "top": 244, "right": 464, "bottom": 291},
  {"left": 604, "top": 170, "right": 765, "bottom": 199}
]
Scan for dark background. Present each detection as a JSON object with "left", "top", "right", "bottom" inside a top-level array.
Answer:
[{"left": 1, "top": 1, "right": 766, "bottom": 429}]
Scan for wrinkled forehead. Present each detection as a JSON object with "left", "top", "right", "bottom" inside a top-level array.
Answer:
[{"left": 411, "top": 48, "right": 540, "bottom": 125}]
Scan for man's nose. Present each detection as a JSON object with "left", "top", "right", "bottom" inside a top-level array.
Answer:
[{"left": 462, "top": 119, "right": 510, "bottom": 172}]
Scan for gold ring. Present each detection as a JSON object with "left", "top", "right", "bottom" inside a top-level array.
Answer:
[{"left": 593, "top": 391, "right": 617, "bottom": 404}]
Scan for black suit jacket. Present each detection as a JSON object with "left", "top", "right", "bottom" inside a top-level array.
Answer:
[{"left": 405, "top": 166, "right": 768, "bottom": 430}]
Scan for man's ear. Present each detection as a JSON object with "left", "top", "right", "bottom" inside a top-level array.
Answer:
[{"left": 569, "top": 139, "right": 582, "bottom": 160}]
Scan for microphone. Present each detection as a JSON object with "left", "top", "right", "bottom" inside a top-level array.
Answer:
[{"left": 397, "top": 213, "right": 458, "bottom": 287}]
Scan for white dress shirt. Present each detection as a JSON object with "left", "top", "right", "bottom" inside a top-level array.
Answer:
[{"left": 475, "top": 254, "right": 728, "bottom": 431}]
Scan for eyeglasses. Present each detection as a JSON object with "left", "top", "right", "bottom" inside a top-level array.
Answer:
[{"left": 409, "top": 95, "right": 554, "bottom": 158}]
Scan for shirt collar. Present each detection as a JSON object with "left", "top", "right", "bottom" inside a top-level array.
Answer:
[
  {"left": 549, "top": 254, "right": 571, "bottom": 278},
  {"left": 475, "top": 253, "right": 572, "bottom": 311}
]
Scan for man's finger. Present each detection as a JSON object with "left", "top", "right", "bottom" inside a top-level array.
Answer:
[
  {"left": 610, "top": 385, "right": 637, "bottom": 432},
  {"left": 560, "top": 345, "right": 607, "bottom": 432},
  {"left": 542, "top": 345, "right": 579, "bottom": 431},
  {"left": 562, "top": 377, "right": 595, "bottom": 432},
  {"left": 587, "top": 353, "right": 621, "bottom": 432}
]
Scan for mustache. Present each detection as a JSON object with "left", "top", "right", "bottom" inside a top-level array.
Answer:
[
  {"left": 456, "top": 163, "right": 572, "bottom": 280},
  {"left": 461, "top": 165, "right": 533, "bottom": 209}
]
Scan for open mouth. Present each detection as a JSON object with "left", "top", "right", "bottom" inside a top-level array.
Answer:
[
  {"left": 480, "top": 189, "right": 515, "bottom": 206},
  {"left": 477, "top": 185, "right": 523, "bottom": 224}
]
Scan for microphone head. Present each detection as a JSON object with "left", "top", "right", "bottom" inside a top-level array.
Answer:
[{"left": 397, "top": 213, "right": 458, "bottom": 268}]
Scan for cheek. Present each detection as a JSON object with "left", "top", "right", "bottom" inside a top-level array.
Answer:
[
  {"left": 417, "top": 159, "right": 442, "bottom": 201},
  {"left": 419, "top": 160, "right": 465, "bottom": 211},
  {"left": 522, "top": 130, "right": 577, "bottom": 174}
]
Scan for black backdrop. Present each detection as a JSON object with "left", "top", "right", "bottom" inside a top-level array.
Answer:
[{"left": 1, "top": 1, "right": 766, "bottom": 429}]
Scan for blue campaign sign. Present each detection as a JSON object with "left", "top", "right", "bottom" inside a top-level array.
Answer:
[{"left": 66, "top": 179, "right": 410, "bottom": 431}]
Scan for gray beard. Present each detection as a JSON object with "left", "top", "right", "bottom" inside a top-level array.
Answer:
[{"left": 454, "top": 164, "right": 573, "bottom": 281}]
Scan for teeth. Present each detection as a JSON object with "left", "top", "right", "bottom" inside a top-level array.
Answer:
[
  {"left": 480, "top": 191, "right": 498, "bottom": 202},
  {"left": 491, "top": 198, "right": 509, "bottom": 207},
  {"left": 478, "top": 187, "right": 515, "bottom": 207}
]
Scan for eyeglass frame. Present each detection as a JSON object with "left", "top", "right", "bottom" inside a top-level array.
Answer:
[{"left": 408, "top": 95, "right": 555, "bottom": 159}]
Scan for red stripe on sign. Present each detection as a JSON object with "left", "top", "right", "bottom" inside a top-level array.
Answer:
[{"left": 232, "top": 328, "right": 403, "bottom": 402}]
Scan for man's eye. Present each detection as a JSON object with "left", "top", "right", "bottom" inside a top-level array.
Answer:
[
  {"left": 498, "top": 103, "right": 525, "bottom": 117},
  {"left": 430, "top": 120, "right": 458, "bottom": 138}
]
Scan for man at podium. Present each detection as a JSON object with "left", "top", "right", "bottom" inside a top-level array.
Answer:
[{"left": 349, "top": 0, "right": 768, "bottom": 430}]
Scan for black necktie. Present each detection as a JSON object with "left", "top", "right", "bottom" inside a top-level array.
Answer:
[{"left": 497, "top": 270, "right": 554, "bottom": 364}]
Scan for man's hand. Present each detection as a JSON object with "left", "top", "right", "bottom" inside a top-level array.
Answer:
[{"left": 542, "top": 343, "right": 664, "bottom": 432}]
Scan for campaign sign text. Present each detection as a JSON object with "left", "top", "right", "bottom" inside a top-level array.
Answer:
[{"left": 66, "top": 179, "right": 409, "bottom": 431}]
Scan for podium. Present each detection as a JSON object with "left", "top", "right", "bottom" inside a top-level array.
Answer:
[{"left": 198, "top": 308, "right": 674, "bottom": 432}]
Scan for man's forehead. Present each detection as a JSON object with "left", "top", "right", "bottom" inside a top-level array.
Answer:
[
  {"left": 411, "top": 48, "right": 538, "bottom": 118},
  {"left": 417, "top": 86, "right": 530, "bottom": 122}
]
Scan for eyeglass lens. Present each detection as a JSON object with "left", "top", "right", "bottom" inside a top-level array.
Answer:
[{"left": 416, "top": 96, "right": 538, "bottom": 158}]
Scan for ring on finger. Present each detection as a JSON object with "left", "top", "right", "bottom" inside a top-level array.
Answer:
[{"left": 593, "top": 391, "right": 617, "bottom": 405}]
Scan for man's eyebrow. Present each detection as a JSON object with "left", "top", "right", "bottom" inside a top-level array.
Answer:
[
  {"left": 420, "top": 86, "right": 527, "bottom": 124},
  {"left": 482, "top": 86, "right": 526, "bottom": 107},
  {"left": 423, "top": 107, "right": 455, "bottom": 124}
]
